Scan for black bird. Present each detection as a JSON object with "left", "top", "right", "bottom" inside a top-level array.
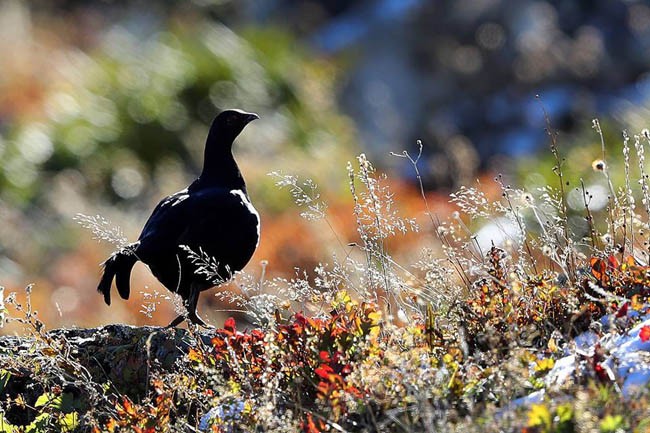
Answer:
[{"left": 97, "top": 109, "right": 260, "bottom": 327}]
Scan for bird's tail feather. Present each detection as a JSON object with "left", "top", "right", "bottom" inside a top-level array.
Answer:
[{"left": 98, "top": 245, "right": 138, "bottom": 305}]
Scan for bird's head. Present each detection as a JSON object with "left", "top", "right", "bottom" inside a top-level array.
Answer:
[{"left": 208, "top": 109, "right": 259, "bottom": 145}]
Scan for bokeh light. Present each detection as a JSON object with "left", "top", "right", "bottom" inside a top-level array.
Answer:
[{"left": 1, "top": 0, "right": 650, "bottom": 332}]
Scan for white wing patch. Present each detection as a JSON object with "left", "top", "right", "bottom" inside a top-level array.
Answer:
[
  {"left": 230, "top": 189, "right": 261, "bottom": 245},
  {"left": 170, "top": 189, "right": 189, "bottom": 207}
]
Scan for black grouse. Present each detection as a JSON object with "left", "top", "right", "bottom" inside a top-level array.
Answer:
[{"left": 97, "top": 109, "right": 260, "bottom": 327}]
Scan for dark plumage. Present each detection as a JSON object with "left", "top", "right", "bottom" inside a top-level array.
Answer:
[{"left": 98, "top": 109, "right": 260, "bottom": 327}]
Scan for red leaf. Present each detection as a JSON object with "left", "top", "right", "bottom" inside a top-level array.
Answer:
[
  {"left": 294, "top": 312, "right": 307, "bottom": 325},
  {"left": 304, "top": 413, "right": 322, "bottom": 433},
  {"left": 315, "top": 364, "right": 334, "bottom": 379},
  {"left": 122, "top": 398, "right": 135, "bottom": 415},
  {"left": 317, "top": 381, "right": 330, "bottom": 396},
  {"left": 640, "top": 325, "right": 650, "bottom": 342},
  {"left": 616, "top": 302, "right": 629, "bottom": 318},
  {"left": 607, "top": 255, "right": 620, "bottom": 269},
  {"left": 319, "top": 351, "right": 331, "bottom": 362},
  {"left": 224, "top": 317, "right": 236, "bottom": 333},
  {"left": 594, "top": 363, "right": 608, "bottom": 381}
]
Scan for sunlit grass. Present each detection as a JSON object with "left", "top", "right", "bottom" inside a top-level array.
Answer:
[{"left": 2, "top": 123, "right": 650, "bottom": 431}]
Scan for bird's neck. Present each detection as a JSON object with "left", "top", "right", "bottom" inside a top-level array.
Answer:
[{"left": 199, "top": 146, "right": 246, "bottom": 191}]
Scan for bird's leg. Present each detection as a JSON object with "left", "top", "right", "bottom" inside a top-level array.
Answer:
[
  {"left": 188, "top": 312, "right": 209, "bottom": 328},
  {"left": 186, "top": 285, "right": 214, "bottom": 329},
  {"left": 165, "top": 293, "right": 200, "bottom": 328},
  {"left": 165, "top": 314, "right": 186, "bottom": 328},
  {"left": 165, "top": 289, "right": 210, "bottom": 328}
]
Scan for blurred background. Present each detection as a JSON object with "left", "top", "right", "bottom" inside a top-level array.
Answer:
[{"left": 1, "top": 0, "right": 650, "bottom": 332}]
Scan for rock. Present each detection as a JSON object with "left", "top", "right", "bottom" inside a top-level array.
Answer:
[{"left": 0, "top": 324, "right": 211, "bottom": 399}]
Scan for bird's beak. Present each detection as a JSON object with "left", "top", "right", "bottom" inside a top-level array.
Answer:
[{"left": 246, "top": 113, "right": 260, "bottom": 122}]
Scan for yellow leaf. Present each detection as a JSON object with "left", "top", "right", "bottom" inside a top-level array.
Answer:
[
  {"left": 520, "top": 350, "right": 537, "bottom": 365},
  {"left": 631, "top": 294, "right": 645, "bottom": 312},
  {"left": 187, "top": 348, "right": 203, "bottom": 363},
  {"left": 534, "top": 358, "right": 555, "bottom": 373},
  {"left": 547, "top": 337, "right": 561, "bottom": 354},
  {"left": 332, "top": 290, "right": 356, "bottom": 311},
  {"left": 59, "top": 412, "right": 79, "bottom": 432},
  {"left": 228, "top": 380, "right": 241, "bottom": 394},
  {"left": 0, "top": 415, "right": 16, "bottom": 433},
  {"left": 527, "top": 404, "right": 552, "bottom": 430},
  {"left": 556, "top": 404, "right": 573, "bottom": 423},
  {"left": 367, "top": 311, "right": 382, "bottom": 325}
]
